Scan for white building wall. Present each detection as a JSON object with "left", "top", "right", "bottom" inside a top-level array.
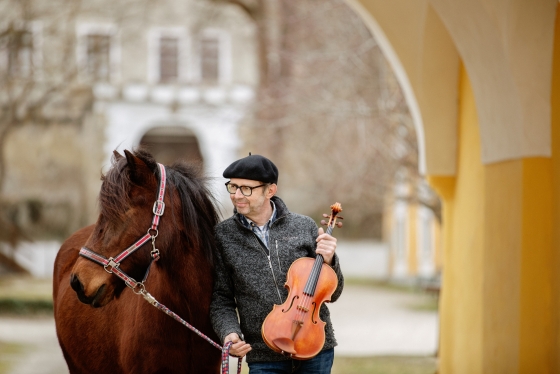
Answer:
[
  {"left": 392, "top": 200, "right": 408, "bottom": 279},
  {"left": 99, "top": 92, "right": 251, "bottom": 209},
  {"left": 416, "top": 205, "right": 436, "bottom": 277}
]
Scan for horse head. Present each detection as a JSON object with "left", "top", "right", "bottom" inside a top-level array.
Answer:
[
  {"left": 69, "top": 149, "right": 218, "bottom": 308},
  {"left": 69, "top": 150, "right": 162, "bottom": 307}
]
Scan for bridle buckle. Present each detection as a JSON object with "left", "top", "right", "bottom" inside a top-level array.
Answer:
[
  {"left": 104, "top": 258, "right": 119, "bottom": 274},
  {"left": 153, "top": 200, "right": 165, "bottom": 216}
]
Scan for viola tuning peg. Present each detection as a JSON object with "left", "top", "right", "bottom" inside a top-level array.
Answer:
[
  {"left": 337, "top": 216, "right": 344, "bottom": 220},
  {"left": 336, "top": 222, "right": 343, "bottom": 228},
  {"left": 320, "top": 220, "right": 328, "bottom": 225},
  {"left": 322, "top": 214, "right": 329, "bottom": 218}
]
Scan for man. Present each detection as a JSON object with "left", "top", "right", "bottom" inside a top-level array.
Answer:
[{"left": 210, "top": 153, "right": 344, "bottom": 374}]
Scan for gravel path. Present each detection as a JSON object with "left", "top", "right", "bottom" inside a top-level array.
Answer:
[
  {"left": 328, "top": 284, "right": 439, "bottom": 356},
  {"left": 0, "top": 317, "right": 66, "bottom": 374}
]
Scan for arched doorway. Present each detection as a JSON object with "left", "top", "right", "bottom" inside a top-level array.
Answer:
[{"left": 139, "top": 126, "right": 203, "bottom": 166}]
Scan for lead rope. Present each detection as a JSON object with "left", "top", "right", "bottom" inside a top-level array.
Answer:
[{"left": 140, "top": 290, "right": 242, "bottom": 374}]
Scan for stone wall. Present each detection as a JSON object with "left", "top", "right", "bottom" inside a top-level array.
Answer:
[{"left": 3, "top": 113, "right": 106, "bottom": 240}]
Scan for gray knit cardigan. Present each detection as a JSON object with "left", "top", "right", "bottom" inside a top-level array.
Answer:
[{"left": 210, "top": 196, "right": 344, "bottom": 363}]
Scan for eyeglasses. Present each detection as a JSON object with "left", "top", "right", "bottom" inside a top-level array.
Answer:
[{"left": 225, "top": 182, "right": 267, "bottom": 197}]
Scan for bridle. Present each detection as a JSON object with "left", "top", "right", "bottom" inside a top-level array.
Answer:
[
  {"left": 79, "top": 163, "right": 166, "bottom": 294},
  {"left": 77, "top": 162, "right": 242, "bottom": 373}
]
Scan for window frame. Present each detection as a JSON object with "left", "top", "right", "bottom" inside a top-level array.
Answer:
[
  {"left": 76, "top": 23, "right": 120, "bottom": 83},
  {"left": 195, "top": 28, "right": 231, "bottom": 86},
  {"left": 0, "top": 20, "right": 43, "bottom": 79},
  {"left": 147, "top": 27, "right": 188, "bottom": 85}
]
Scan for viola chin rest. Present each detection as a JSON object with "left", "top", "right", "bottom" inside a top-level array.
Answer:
[{"left": 272, "top": 337, "right": 297, "bottom": 355}]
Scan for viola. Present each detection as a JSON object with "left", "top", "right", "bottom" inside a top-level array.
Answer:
[{"left": 261, "top": 203, "right": 343, "bottom": 359}]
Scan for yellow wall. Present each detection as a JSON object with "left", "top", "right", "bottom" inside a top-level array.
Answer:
[
  {"left": 429, "top": 60, "right": 559, "bottom": 371},
  {"left": 551, "top": 5, "right": 560, "bottom": 370},
  {"left": 519, "top": 158, "right": 554, "bottom": 371},
  {"left": 482, "top": 160, "right": 521, "bottom": 371},
  {"left": 429, "top": 66, "right": 484, "bottom": 373}
]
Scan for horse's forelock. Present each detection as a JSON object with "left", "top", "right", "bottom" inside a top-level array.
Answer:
[
  {"left": 99, "top": 155, "right": 131, "bottom": 223},
  {"left": 98, "top": 149, "right": 158, "bottom": 223}
]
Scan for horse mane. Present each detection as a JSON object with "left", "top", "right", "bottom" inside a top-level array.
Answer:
[{"left": 99, "top": 148, "right": 219, "bottom": 264}]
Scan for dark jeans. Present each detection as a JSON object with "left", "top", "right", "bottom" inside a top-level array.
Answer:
[{"left": 247, "top": 348, "right": 335, "bottom": 374}]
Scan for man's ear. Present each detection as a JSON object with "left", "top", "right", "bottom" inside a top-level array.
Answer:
[{"left": 266, "top": 183, "right": 277, "bottom": 198}]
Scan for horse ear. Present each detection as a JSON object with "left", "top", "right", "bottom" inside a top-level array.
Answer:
[
  {"left": 124, "top": 149, "right": 149, "bottom": 184},
  {"left": 113, "top": 150, "right": 124, "bottom": 161}
]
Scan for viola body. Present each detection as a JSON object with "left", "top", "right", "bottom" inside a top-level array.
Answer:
[{"left": 261, "top": 256, "right": 338, "bottom": 359}]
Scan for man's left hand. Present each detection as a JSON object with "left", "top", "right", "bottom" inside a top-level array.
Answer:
[{"left": 316, "top": 227, "right": 337, "bottom": 265}]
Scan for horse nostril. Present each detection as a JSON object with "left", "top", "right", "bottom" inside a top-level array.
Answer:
[{"left": 70, "top": 273, "right": 84, "bottom": 294}]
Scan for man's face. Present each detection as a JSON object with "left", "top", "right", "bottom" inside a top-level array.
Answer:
[{"left": 228, "top": 178, "right": 271, "bottom": 218}]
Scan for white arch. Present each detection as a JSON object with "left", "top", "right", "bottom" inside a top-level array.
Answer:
[{"left": 344, "top": 0, "right": 427, "bottom": 174}]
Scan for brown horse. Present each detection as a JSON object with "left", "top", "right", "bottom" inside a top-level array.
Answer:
[{"left": 53, "top": 149, "right": 222, "bottom": 373}]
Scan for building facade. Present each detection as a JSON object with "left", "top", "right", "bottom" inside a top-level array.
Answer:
[{"left": 0, "top": 0, "right": 257, "bottom": 274}]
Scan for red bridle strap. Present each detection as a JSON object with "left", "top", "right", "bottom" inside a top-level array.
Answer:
[
  {"left": 151, "top": 163, "right": 166, "bottom": 230},
  {"left": 79, "top": 163, "right": 166, "bottom": 292}
]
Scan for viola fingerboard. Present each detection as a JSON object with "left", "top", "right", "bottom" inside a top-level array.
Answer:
[{"left": 303, "top": 203, "right": 342, "bottom": 296}]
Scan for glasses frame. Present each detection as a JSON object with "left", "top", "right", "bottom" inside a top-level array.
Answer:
[{"left": 225, "top": 182, "right": 267, "bottom": 197}]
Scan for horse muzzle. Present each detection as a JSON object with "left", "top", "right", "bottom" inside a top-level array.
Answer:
[{"left": 70, "top": 273, "right": 108, "bottom": 308}]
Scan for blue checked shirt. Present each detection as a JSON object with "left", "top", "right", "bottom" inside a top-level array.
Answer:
[{"left": 239, "top": 201, "right": 277, "bottom": 249}]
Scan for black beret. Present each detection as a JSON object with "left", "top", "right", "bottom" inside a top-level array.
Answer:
[{"left": 223, "top": 154, "right": 278, "bottom": 184}]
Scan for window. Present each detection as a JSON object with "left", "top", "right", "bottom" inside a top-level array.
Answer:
[
  {"left": 159, "top": 36, "right": 179, "bottom": 83},
  {"left": 77, "top": 23, "right": 118, "bottom": 83},
  {"left": 147, "top": 28, "right": 229, "bottom": 85},
  {"left": 147, "top": 28, "right": 185, "bottom": 84},
  {"left": 200, "top": 34, "right": 219, "bottom": 83},
  {"left": 86, "top": 34, "right": 111, "bottom": 81},
  {"left": 0, "top": 27, "right": 35, "bottom": 77}
]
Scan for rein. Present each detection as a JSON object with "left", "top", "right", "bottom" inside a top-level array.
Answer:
[{"left": 79, "top": 163, "right": 242, "bottom": 374}]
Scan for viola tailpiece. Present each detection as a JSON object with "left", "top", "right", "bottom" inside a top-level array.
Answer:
[{"left": 261, "top": 202, "right": 343, "bottom": 360}]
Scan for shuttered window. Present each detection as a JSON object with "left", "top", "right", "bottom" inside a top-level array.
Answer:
[
  {"left": 86, "top": 34, "right": 111, "bottom": 81},
  {"left": 159, "top": 36, "right": 179, "bottom": 83},
  {"left": 200, "top": 35, "right": 219, "bottom": 83}
]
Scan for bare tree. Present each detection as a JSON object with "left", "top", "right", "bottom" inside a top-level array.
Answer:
[
  {"left": 0, "top": 0, "right": 94, "bottom": 247},
  {"left": 207, "top": 0, "right": 439, "bottom": 238},
  {"left": 0, "top": 0, "right": 93, "bottom": 188}
]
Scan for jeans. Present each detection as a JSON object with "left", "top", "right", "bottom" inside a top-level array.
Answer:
[{"left": 247, "top": 348, "right": 334, "bottom": 374}]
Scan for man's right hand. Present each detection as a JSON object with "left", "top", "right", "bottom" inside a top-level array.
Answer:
[{"left": 224, "top": 333, "right": 252, "bottom": 358}]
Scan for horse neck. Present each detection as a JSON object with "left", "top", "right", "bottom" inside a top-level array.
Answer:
[{"left": 146, "top": 237, "right": 213, "bottom": 312}]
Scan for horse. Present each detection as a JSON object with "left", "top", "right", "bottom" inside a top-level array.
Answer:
[{"left": 53, "top": 149, "right": 222, "bottom": 373}]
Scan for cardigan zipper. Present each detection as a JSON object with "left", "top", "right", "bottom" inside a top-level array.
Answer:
[
  {"left": 267, "top": 252, "right": 283, "bottom": 304},
  {"left": 250, "top": 235, "right": 283, "bottom": 304},
  {"left": 234, "top": 211, "right": 287, "bottom": 304},
  {"left": 275, "top": 240, "right": 283, "bottom": 273}
]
